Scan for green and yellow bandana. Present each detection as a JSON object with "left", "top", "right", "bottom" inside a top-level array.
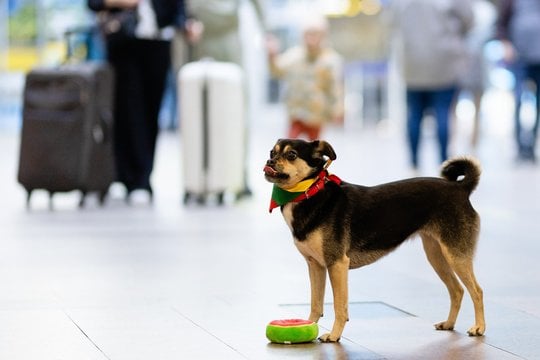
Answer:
[{"left": 268, "top": 171, "right": 342, "bottom": 212}]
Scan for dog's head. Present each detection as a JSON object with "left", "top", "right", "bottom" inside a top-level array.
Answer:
[{"left": 263, "top": 139, "right": 336, "bottom": 189}]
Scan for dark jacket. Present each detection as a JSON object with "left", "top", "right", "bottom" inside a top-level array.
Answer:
[{"left": 87, "top": 0, "right": 188, "bottom": 29}]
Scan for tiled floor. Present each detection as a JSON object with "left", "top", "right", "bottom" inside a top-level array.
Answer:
[{"left": 1, "top": 102, "right": 539, "bottom": 359}]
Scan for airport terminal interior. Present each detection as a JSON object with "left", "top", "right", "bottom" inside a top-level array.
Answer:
[{"left": 1, "top": 0, "right": 540, "bottom": 359}]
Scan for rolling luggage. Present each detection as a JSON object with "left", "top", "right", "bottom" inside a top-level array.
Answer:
[
  {"left": 179, "top": 60, "right": 246, "bottom": 205},
  {"left": 17, "top": 62, "right": 115, "bottom": 208}
]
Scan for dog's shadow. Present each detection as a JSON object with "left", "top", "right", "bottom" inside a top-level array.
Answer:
[
  {"left": 413, "top": 331, "right": 486, "bottom": 359},
  {"left": 266, "top": 341, "right": 376, "bottom": 360},
  {"left": 266, "top": 332, "right": 486, "bottom": 359}
]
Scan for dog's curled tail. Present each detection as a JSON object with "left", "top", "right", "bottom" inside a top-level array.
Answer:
[{"left": 440, "top": 157, "right": 481, "bottom": 193}]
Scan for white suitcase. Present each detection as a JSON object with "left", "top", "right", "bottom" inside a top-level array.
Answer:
[{"left": 179, "top": 60, "right": 246, "bottom": 204}]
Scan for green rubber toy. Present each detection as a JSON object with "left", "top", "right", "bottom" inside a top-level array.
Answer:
[{"left": 266, "top": 319, "right": 319, "bottom": 344}]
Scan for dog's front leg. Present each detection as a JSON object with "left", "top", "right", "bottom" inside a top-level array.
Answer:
[
  {"left": 307, "top": 257, "right": 326, "bottom": 323},
  {"left": 319, "top": 255, "right": 349, "bottom": 342}
]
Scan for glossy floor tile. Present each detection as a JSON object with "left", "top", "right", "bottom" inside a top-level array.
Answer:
[{"left": 0, "top": 103, "right": 539, "bottom": 359}]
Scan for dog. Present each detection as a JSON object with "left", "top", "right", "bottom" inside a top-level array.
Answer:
[{"left": 264, "top": 138, "right": 485, "bottom": 342}]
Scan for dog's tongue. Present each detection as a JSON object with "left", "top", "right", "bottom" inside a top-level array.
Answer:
[{"left": 263, "top": 165, "right": 278, "bottom": 176}]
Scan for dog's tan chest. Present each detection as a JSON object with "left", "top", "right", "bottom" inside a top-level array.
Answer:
[
  {"left": 294, "top": 231, "right": 326, "bottom": 267},
  {"left": 282, "top": 204, "right": 327, "bottom": 266}
]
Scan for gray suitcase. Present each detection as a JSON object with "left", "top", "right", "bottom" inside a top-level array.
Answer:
[{"left": 17, "top": 62, "right": 115, "bottom": 208}]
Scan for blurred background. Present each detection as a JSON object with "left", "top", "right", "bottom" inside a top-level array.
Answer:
[
  {"left": 2, "top": 2, "right": 540, "bottom": 359},
  {"left": 0, "top": 0, "right": 513, "bottom": 136}
]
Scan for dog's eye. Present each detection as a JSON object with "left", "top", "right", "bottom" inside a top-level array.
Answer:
[{"left": 285, "top": 151, "right": 297, "bottom": 161}]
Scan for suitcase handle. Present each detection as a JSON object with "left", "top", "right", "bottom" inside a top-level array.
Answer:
[{"left": 24, "top": 79, "right": 84, "bottom": 110}]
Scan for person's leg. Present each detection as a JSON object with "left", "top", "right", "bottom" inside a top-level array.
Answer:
[
  {"left": 470, "top": 88, "right": 483, "bottom": 148},
  {"left": 512, "top": 61, "right": 527, "bottom": 158},
  {"left": 136, "top": 39, "right": 171, "bottom": 191},
  {"left": 432, "top": 86, "right": 458, "bottom": 164},
  {"left": 306, "top": 123, "right": 322, "bottom": 141},
  {"left": 288, "top": 118, "right": 304, "bottom": 139},
  {"left": 527, "top": 63, "right": 540, "bottom": 160},
  {"left": 106, "top": 37, "right": 144, "bottom": 191},
  {"left": 406, "top": 89, "right": 426, "bottom": 169}
]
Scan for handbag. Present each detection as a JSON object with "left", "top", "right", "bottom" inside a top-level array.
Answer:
[{"left": 98, "top": 9, "right": 139, "bottom": 40}]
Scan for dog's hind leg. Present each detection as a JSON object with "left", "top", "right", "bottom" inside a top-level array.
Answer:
[
  {"left": 421, "top": 233, "right": 464, "bottom": 331},
  {"left": 319, "top": 255, "right": 350, "bottom": 343},
  {"left": 306, "top": 257, "right": 326, "bottom": 323},
  {"left": 443, "top": 252, "right": 485, "bottom": 336}
]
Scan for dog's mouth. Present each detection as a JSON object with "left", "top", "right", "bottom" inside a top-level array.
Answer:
[{"left": 263, "top": 165, "right": 289, "bottom": 181}]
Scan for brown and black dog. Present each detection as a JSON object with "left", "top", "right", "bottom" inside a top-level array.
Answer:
[{"left": 264, "top": 138, "right": 485, "bottom": 342}]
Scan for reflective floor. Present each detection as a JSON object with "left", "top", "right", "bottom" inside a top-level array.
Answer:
[{"left": 0, "top": 102, "right": 539, "bottom": 359}]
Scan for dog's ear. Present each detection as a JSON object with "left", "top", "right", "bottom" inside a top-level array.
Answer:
[{"left": 312, "top": 140, "right": 336, "bottom": 161}]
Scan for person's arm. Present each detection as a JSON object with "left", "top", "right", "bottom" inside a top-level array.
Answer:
[
  {"left": 454, "top": 0, "right": 475, "bottom": 36},
  {"left": 495, "top": 0, "right": 516, "bottom": 63},
  {"left": 495, "top": 0, "right": 514, "bottom": 40},
  {"left": 266, "top": 35, "right": 285, "bottom": 78},
  {"left": 325, "top": 52, "right": 344, "bottom": 123},
  {"left": 174, "top": 0, "right": 203, "bottom": 43},
  {"left": 249, "top": 0, "right": 267, "bottom": 31}
]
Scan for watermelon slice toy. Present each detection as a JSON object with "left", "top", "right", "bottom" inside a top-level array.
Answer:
[{"left": 266, "top": 319, "right": 319, "bottom": 344}]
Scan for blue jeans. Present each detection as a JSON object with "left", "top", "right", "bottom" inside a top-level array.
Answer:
[
  {"left": 511, "top": 61, "right": 540, "bottom": 159},
  {"left": 406, "top": 87, "right": 457, "bottom": 168}
]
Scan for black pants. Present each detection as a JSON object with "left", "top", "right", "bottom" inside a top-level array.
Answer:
[
  {"left": 512, "top": 61, "right": 540, "bottom": 159},
  {"left": 107, "top": 37, "right": 171, "bottom": 192}
]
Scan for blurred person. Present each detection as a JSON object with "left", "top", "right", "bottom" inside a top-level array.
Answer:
[
  {"left": 496, "top": 0, "right": 540, "bottom": 162},
  {"left": 186, "top": 0, "right": 266, "bottom": 64},
  {"left": 455, "top": 0, "right": 496, "bottom": 148},
  {"left": 389, "top": 0, "right": 474, "bottom": 170},
  {"left": 267, "top": 16, "right": 344, "bottom": 141},
  {"left": 87, "top": 0, "right": 197, "bottom": 202}
]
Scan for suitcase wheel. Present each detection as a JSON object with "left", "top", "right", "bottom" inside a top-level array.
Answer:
[
  {"left": 196, "top": 194, "right": 206, "bottom": 205},
  {"left": 98, "top": 190, "right": 108, "bottom": 206},
  {"left": 183, "top": 192, "right": 192, "bottom": 205},
  {"left": 25, "top": 189, "right": 33, "bottom": 209},
  {"left": 48, "top": 191, "right": 55, "bottom": 211},
  {"left": 23, "top": 190, "right": 54, "bottom": 210},
  {"left": 78, "top": 191, "right": 87, "bottom": 208},
  {"left": 183, "top": 192, "right": 227, "bottom": 206},
  {"left": 216, "top": 192, "right": 225, "bottom": 205},
  {"left": 183, "top": 192, "right": 206, "bottom": 205}
]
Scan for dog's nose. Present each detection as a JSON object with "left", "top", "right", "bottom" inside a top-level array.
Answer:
[{"left": 266, "top": 159, "right": 276, "bottom": 166}]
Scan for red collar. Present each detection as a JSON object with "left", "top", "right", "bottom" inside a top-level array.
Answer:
[
  {"left": 268, "top": 170, "right": 342, "bottom": 212},
  {"left": 293, "top": 170, "right": 342, "bottom": 203}
]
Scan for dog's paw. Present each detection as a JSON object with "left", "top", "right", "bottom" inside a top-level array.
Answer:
[
  {"left": 467, "top": 325, "right": 485, "bottom": 337},
  {"left": 434, "top": 321, "right": 455, "bottom": 331},
  {"left": 318, "top": 333, "right": 341, "bottom": 343}
]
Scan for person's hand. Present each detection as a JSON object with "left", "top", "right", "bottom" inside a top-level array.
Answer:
[
  {"left": 185, "top": 19, "right": 204, "bottom": 44},
  {"left": 104, "top": 0, "right": 139, "bottom": 9},
  {"left": 501, "top": 39, "right": 517, "bottom": 64},
  {"left": 333, "top": 113, "right": 344, "bottom": 125},
  {"left": 266, "top": 34, "right": 280, "bottom": 57}
]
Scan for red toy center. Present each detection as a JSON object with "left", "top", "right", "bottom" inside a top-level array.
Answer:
[{"left": 269, "top": 319, "right": 313, "bottom": 326}]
